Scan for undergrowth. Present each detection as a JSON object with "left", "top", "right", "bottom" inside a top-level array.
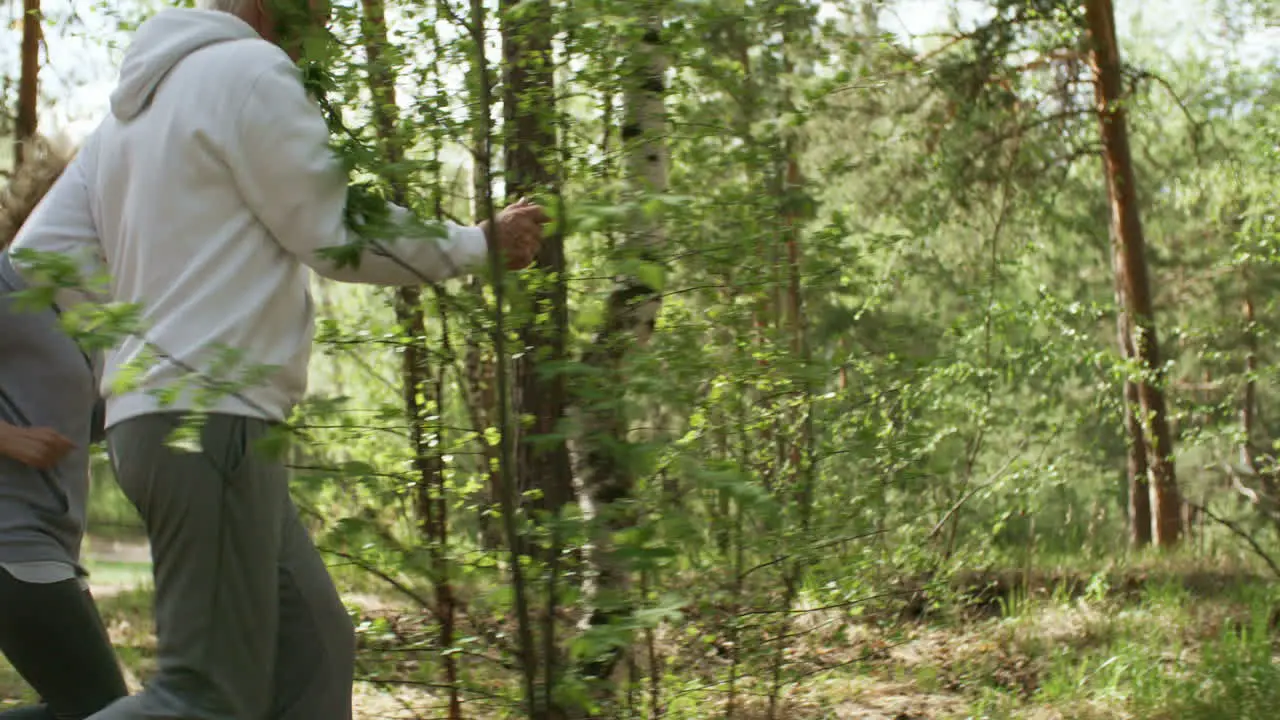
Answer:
[{"left": 1, "top": 553, "right": 1277, "bottom": 719}]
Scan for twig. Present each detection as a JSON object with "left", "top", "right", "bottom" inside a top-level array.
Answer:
[
  {"left": 741, "top": 529, "right": 888, "bottom": 579},
  {"left": 928, "top": 439, "right": 1030, "bottom": 540},
  {"left": 1132, "top": 68, "right": 1204, "bottom": 155},
  {"left": 321, "top": 547, "right": 439, "bottom": 612},
  {"left": 1187, "top": 501, "right": 1280, "bottom": 579}
]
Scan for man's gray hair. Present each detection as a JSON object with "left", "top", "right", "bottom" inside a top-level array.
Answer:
[{"left": 197, "top": 0, "right": 256, "bottom": 13}]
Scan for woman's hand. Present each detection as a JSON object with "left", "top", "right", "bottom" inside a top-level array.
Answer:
[{"left": 0, "top": 422, "right": 74, "bottom": 470}]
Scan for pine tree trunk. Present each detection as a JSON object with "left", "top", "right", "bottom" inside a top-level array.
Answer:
[
  {"left": 768, "top": 11, "right": 815, "bottom": 705},
  {"left": 1123, "top": 370, "right": 1153, "bottom": 546},
  {"left": 1112, "top": 257, "right": 1151, "bottom": 546},
  {"left": 768, "top": 147, "right": 812, "bottom": 720},
  {"left": 1241, "top": 277, "right": 1262, "bottom": 478},
  {"left": 15, "top": 0, "right": 40, "bottom": 168},
  {"left": 1233, "top": 269, "right": 1280, "bottom": 529},
  {"left": 568, "top": 5, "right": 668, "bottom": 712},
  {"left": 1084, "top": 0, "right": 1181, "bottom": 546}
]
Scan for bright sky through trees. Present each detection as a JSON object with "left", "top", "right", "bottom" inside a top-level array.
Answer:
[{"left": 0, "top": 0, "right": 1272, "bottom": 141}]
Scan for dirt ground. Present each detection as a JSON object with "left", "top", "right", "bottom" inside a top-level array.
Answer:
[{"left": 1, "top": 544, "right": 1268, "bottom": 719}]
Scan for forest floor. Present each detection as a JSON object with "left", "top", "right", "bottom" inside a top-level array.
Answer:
[{"left": 0, "top": 543, "right": 1276, "bottom": 719}]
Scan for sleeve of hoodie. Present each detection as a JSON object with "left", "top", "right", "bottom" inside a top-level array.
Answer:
[
  {"left": 7, "top": 149, "right": 109, "bottom": 305},
  {"left": 230, "top": 54, "right": 487, "bottom": 286}
]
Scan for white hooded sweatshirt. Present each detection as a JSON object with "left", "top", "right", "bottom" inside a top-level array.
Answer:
[{"left": 11, "top": 9, "right": 487, "bottom": 427}]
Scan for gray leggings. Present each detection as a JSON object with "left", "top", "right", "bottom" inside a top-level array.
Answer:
[{"left": 89, "top": 413, "right": 355, "bottom": 720}]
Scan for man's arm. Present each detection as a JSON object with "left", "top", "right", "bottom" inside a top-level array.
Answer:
[
  {"left": 228, "top": 53, "right": 487, "bottom": 286},
  {"left": 8, "top": 147, "right": 109, "bottom": 305}
]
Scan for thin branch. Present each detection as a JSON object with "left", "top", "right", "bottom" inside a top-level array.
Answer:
[
  {"left": 1187, "top": 501, "right": 1280, "bottom": 579},
  {"left": 1132, "top": 68, "right": 1204, "bottom": 155},
  {"left": 321, "top": 547, "right": 439, "bottom": 611}
]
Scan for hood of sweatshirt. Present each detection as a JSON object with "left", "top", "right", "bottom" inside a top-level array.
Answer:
[{"left": 110, "top": 9, "right": 261, "bottom": 122}]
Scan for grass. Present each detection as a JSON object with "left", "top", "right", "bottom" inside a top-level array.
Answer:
[
  {"left": 0, "top": 552, "right": 1277, "bottom": 718},
  {"left": 823, "top": 559, "right": 1280, "bottom": 720},
  {"left": 84, "top": 559, "right": 152, "bottom": 590}
]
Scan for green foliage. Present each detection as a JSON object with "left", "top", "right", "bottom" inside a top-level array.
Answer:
[{"left": 35, "top": 0, "right": 1280, "bottom": 715}]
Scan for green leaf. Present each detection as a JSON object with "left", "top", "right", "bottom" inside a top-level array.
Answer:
[
  {"left": 339, "top": 460, "right": 378, "bottom": 477},
  {"left": 636, "top": 261, "right": 667, "bottom": 292}
]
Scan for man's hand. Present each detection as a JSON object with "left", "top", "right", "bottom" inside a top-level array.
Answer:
[
  {"left": 480, "top": 197, "right": 550, "bottom": 271},
  {"left": 0, "top": 423, "right": 74, "bottom": 470}
]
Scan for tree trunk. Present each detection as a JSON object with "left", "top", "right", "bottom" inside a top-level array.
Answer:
[
  {"left": 1084, "top": 0, "right": 1181, "bottom": 546},
  {"left": 568, "top": 6, "right": 668, "bottom": 712},
  {"left": 15, "top": 0, "right": 40, "bottom": 168},
  {"left": 501, "top": 1, "right": 570, "bottom": 713},
  {"left": 1123, "top": 356, "right": 1153, "bottom": 547},
  {"left": 768, "top": 12, "right": 816, "bottom": 706},
  {"left": 1233, "top": 269, "right": 1280, "bottom": 529},
  {"left": 502, "top": 0, "right": 573, "bottom": 514},
  {"left": 1112, "top": 259, "right": 1151, "bottom": 546},
  {"left": 463, "top": 328, "right": 503, "bottom": 549},
  {"left": 467, "top": 87, "right": 501, "bottom": 550},
  {"left": 359, "top": 3, "right": 461, "bottom": 716},
  {"left": 1240, "top": 273, "right": 1262, "bottom": 477},
  {"left": 768, "top": 152, "right": 812, "bottom": 720},
  {"left": 468, "top": 0, "right": 542, "bottom": 713}
]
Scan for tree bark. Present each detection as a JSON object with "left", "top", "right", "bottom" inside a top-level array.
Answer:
[
  {"left": 1084, "top": 0, "right": 1181, "bottom": 546},
  {"left": 502, "top": 0, "right": 573, "bottom": 514},
  {"left": 568, "top": 6, "right": 668, "bottom": 712},
  {"left": 468, "top": 0, "right": 542, "bottom": 712},
  {"left": 1112, "top": 258, "right": 1151, "bottom": 546},
  {"left": 1240, "top": 275, "right": 1262, "bottom": 478},
  {"left": 15, "top": 0, "right": 40, "bottom": 168},
  {"left": 1232, "top": 269, "right": 1280, "bottom": 530},
  {"left": 501, "top": 1, "right": 570, "bottom": 713},
  {"left": 768, "top": 13, "right": 816, "bottom": 708},
  {"left": 359, "top": 3, "right": 461, "bottom": 716},
  {"left": 463, "top": 324, "right": 503, "bottom": 549},
  {"left": 769, "top": 147, "right": 813, "bottom": 720},
  {"left": 467, "top": 82, "right": 501, "bottom": 550}
]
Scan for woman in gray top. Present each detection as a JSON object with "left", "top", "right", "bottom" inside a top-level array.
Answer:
[{"left": 0, "top": 140, "right": 127, "bottom": 719}]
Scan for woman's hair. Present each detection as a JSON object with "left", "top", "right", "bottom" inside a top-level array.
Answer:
[
  {"left": 197, "top": 0, "right": 256, "bottom": 13},
  {"left": 0, "top": 137, "right": 72, "bottom": 250}
]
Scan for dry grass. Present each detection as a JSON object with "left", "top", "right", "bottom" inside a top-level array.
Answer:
[{"left": 0, "top": 558, "right": 1274, "bottom": 719}]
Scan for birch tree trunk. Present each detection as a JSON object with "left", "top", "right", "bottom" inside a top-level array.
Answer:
[
  {"left": 1084, "top": 0, "right": 1182, "bottom": 546},
  {"left": 569, "top": 5, "right": 668, "bottom": 711}
]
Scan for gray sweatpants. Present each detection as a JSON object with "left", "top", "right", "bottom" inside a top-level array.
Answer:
[{"left": 89, "top": 413, "right": 355, "bottom": 720}]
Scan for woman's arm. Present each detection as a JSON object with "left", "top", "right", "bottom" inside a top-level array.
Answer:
[{"left": 0, "top": 420, "right": 74, "bottom": 470}]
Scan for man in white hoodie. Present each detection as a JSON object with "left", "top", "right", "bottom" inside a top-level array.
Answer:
[{"left": 9, "top": 0, "right": 546, "bottom": 718}]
